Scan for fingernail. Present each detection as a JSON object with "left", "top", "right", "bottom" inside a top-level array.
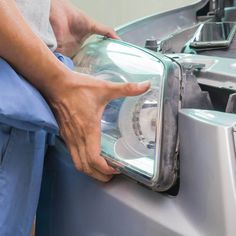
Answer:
[
  {"left": 114, "top": 170, "right": 121, "bottom": 174},
  {"left": 111, "top": 167, "right": 121, "bottom": 174},
  {"left": 137, "top": 81, "right": 151, "bottom": 89}
]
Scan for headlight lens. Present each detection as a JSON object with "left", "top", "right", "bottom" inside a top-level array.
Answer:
[
  {"left": 73, "top": 38, "right": 179, "bottom": 191},
  {"left": 95, "top": 74, "right": 160, "bottom": 177}
]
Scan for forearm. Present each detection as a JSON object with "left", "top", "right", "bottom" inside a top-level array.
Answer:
[
  {"left": 0, "top": 0, "right": 71, "bottom": 98},
  {"left": 0, "top": 0, "right": 150, "bottom": 182}
]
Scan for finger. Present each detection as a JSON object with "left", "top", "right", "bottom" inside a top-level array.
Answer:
[
  {"left": 105, "top": 81, "right": 151, "bottom": 101},
  {"left": 90, "top": 167, "right": 114, "bottom": 182},
  {"left": 67, "top": 142, "right": 114, "bottom": 182},
  {"left": 59, "top": 123, "right": 84, "bottom": 171},
  {"left": 75, "top": 146, "right": 114, "bottom": 182},
  {"left": 68, "top": 141, "right": 113, "bottom": 182},
  {"left": 68, "top": 111, "right": 117, "bottom": 177},
  {"left": 56, "top": 107, "right": 86, "bottom": 173},
  {"left": 84, "top": 118, "right": 118, "bottom": 175},
  {"left": 84, "top": 120, "right": 120, "bottom": 175},
  {"left": 105, "top": 29, "right": 121, "bottom": 40},
  {"left": 66, "top": 144, "right": 113, "bottom": 182},
  {"left": 93, "top": 23, "right": 120, "bottom": 40},
  {"left": 65, "top": 136, "right": 113, "bottom": 182},
  {"left": 68, "top": 143, "right": 83, "bottom": 170},
  {"left": 70, "top": 130, "right": 115, "bottom": 182},
  {"left": 91, "top": 154, "right": 120, "bottom": 175}
]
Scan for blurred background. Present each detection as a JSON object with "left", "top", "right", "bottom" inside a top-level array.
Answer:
[{"left": 70, "top": 0, "right": 197, "bottom": 27}]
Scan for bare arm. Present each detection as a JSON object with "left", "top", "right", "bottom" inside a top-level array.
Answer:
[
  {"left": 0, "top": 0, "right": 69, "bottom": 97},
  {"left": 0, "top": 0, "right": 150, "bottom": 181}
]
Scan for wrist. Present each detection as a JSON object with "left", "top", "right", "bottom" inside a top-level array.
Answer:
[{"left": 36, "top": 64, "right": 74, "bottom": 102}]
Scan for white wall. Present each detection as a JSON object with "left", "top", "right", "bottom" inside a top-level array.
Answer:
[{"left": 70, "top": 0, "right": 197, "bottom": 27}]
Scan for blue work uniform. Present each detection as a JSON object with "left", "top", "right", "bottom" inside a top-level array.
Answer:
[{"left": 0, "top": 54, "right": 73, "bottom": 236}]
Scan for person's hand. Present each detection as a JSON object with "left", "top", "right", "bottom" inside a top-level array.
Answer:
[
  {"left": 50, "top": 0, "right": 119, "bottom": 57},
  {"left": 47, "top": 72, "right": 150, "bottom": 182}
]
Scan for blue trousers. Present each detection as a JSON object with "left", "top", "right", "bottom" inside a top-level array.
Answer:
[{"left": 0, "top": 54, "right": 73, "bottom": 236}]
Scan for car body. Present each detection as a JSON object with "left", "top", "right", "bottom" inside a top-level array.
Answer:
[{"left": 36, "top": 1, "right": 236, "bottom": 235}]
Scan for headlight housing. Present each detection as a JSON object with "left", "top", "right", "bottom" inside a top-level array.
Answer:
[{"left": 73, "top": 38, "right": 181, "bottom": 191}]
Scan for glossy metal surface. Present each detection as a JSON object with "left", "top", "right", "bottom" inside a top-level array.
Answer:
[{"left": 37, "top": 109, "right": 236, "bottom": 236}]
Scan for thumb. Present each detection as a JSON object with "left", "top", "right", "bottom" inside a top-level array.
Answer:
[
  {"left": 107, "top": 81, "right": 151, "bottom": 100},
  {"left": 93, "top": 23, "right": 120, "bottom": 40}
]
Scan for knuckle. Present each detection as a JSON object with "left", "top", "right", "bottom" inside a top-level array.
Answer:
[{"left": 88, "top": 157, "right": 97, "bottom": 168}]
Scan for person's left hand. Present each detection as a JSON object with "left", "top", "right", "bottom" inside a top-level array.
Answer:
[{"left": 50, "top": 0, "right": 119, "bottom": 57}]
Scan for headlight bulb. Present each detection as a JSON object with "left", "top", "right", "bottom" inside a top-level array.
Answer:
[
  {"left": 132, "top": 89, "right": 158, "bottom": 149},
  {"left": 118, "top": 88, "right": 158, "bottom": 157}
]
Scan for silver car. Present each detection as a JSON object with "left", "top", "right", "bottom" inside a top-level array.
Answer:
[{"left": 36, "top": 1, "right": 236, "bottom": 235}]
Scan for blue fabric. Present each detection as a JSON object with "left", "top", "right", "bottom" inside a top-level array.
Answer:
[
  {"left": 0, "top": 53, "right": 73, "bottom": 236},
  {"left": 0, "top": 53, "right": 73, "bottom": 133},
  {"left": 0, "top": 59, "right": 57, "bottom": 133}
]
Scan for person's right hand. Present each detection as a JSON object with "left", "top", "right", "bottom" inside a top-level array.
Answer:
[{"left": 47, "top": 72, "right": 150, "bottom": 182}]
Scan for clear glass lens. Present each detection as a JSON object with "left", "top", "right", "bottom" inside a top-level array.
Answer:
[
  {"left": 73, "top": 40, "right": 165, "bottom": 179},
  {"left": 98, "top": 72, "right": 159, "bottom": 177}
]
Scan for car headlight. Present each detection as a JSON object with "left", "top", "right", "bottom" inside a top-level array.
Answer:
[{"left": 73, "top": 38, "right": 181, "bottom": 191}]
